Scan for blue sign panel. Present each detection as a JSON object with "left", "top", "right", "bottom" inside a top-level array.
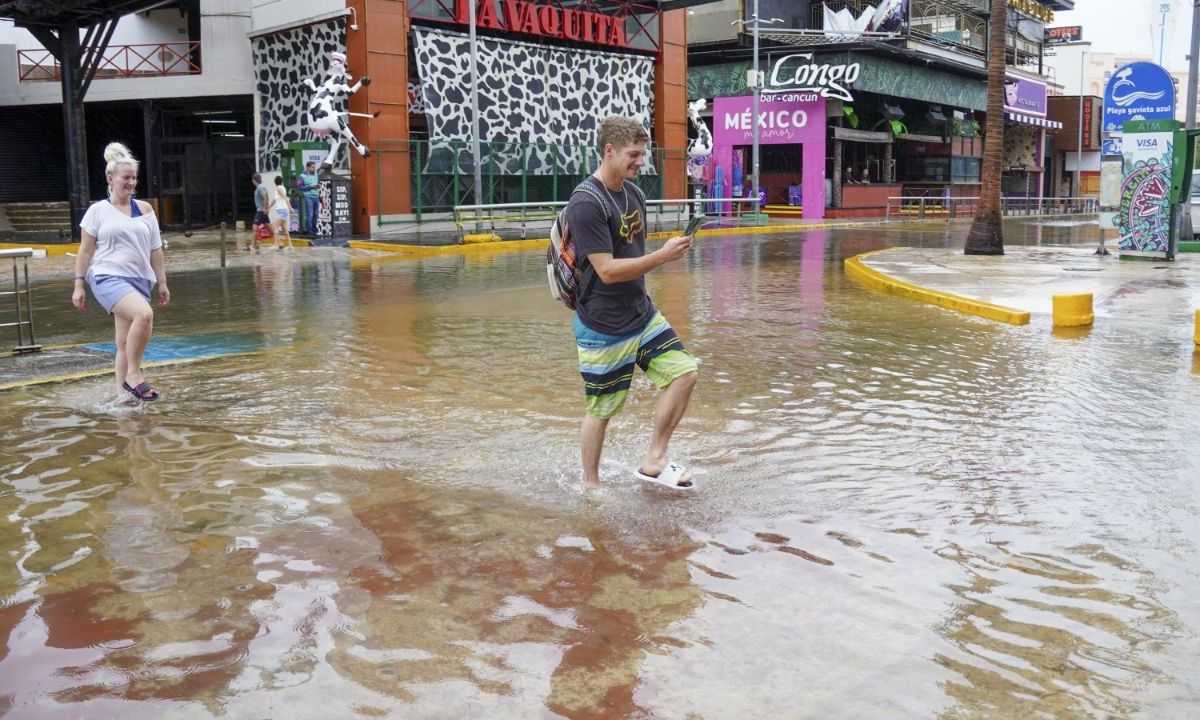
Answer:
[
  {"left": 1103, "top": 62, "right": 1176, "bottom": 133},
  {"left": 1101, "top": 138, "right": 1123, "bottom": 156}
]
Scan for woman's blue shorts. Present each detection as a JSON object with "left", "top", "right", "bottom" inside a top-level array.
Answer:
[{"left": 88, "top": 273, "right": 152, "bottom": 314}]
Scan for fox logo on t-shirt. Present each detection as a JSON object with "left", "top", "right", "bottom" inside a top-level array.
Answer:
[{"left": 616, "top": 210, "right": 643, "bottom": 244}]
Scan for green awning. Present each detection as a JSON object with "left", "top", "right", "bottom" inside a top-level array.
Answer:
[{"left": 688, "top": 53, "right": 986, "bottom": 112}]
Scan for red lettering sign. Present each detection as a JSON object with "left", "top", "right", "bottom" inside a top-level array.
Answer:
[
  {"left": 456, "top": 0, "right": 629, "bottom": 49},
  {"left": 1082, "top": 97, "right": 1093, "bottom": 149}
]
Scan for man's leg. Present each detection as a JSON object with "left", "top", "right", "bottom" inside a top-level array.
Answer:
[
  {"left": 581, "top": 415, "right": 609, "bottom": 489},
  {"left": 641, "top": 370, "right": 696, "bottom": 479}
]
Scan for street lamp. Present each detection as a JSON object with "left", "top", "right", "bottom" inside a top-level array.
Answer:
[
  {"left": 734, "top": 2, "right": 781, "bottom": 224},
  {"left": 468, "top": 0, "right": 484, "bottom": 231},
  {"left": 1188, "top": 0, "right": 1200, "bottom": 130}
]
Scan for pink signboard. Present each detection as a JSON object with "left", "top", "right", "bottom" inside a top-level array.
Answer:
[
  {"left": 711, "top": 93, "right": 828, "bottom": 220},
  {"left": 714, "top": 93, "right": 827, "bottom": 146}
]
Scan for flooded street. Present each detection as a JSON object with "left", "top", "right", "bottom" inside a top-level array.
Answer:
[{"left": 2, "top": 220, "right": 1199, "bottom": 719}]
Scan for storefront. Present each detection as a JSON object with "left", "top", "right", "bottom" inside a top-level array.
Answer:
[
  {"left": 251, "top": 1, "right": 688, "bottom": 234},
  {"left": 1001, "top": 74, "right": 1062, "bottom": 202},
  {"left": 710, "top": 92, "right": 826, "bottom": 220},
  {"left": 688, "top": 51, "right": 990, "bottom": 217}
]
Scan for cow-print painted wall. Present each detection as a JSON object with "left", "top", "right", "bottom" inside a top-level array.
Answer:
[
  {"left": 252, "top": 18, "right": 347, "bottom": 172},
  {"left": 412, "top": 28, "right": 656, "bottom": 176}
]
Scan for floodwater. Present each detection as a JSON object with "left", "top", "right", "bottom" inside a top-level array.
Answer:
[{"left": 2, "top": 220, "right": 1198, "bottom": 719}]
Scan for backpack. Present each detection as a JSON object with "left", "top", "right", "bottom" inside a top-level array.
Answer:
[{"left": 546, "top": 180, "right": 610, "bottom": 310}]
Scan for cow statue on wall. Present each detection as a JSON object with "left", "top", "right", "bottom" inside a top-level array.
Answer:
[
  {"left": 303, "top": 51, "right": 379, "bottom": 175},
  {"left": 686, "top": 98, "right": 713, "bottom": 182}
]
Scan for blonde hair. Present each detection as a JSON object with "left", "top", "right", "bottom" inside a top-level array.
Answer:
[
  {"left": 597, "top": 116, "right": 649, "bottom": 154},
  {"left": 104, "top": 142, "right": 139, "bottom": 178}
]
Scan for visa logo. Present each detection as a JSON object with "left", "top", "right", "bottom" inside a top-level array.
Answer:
[{"left": 1136, "top": 139, "right": 1158, "bottom": 147}]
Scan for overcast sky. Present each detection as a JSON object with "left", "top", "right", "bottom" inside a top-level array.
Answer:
[{"left": 1053, "top": 0, "right": 1195, "bottom": 69}]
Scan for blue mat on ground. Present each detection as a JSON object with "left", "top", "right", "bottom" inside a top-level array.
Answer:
[{"left": 84, "top": 332, "right": 267, "bottom": 362}]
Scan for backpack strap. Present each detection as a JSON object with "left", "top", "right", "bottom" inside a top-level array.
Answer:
[{"left": 568, "top": 179, "right": 614, "bottom": 308}]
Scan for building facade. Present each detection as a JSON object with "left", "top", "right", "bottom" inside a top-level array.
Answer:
[
  {"left": 0, "top": 0, "right": 256, "bottom": 227},
  {"left": 249, "top": 0, "right": 690, "bottom": 235},
  {"left": 685, "top": 0, "right": 1072, "bottom": 219}
]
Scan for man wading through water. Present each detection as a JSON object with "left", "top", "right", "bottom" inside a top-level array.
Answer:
[{"left": 565, "top": 116, "right": 700, "bottom": 491}]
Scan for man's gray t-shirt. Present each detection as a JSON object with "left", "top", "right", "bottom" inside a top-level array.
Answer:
[
  {"left": 254, "top": 184, "right": 270, "bottom": 213},
  {"left": 567, "top": 176, "right": 656, "bottom": 336}
]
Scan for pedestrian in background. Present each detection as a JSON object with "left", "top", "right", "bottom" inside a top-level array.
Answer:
[
  {"left": 251, "top": 173, "right": 271, "bottom": 253},
  {"left": 271, "top": 176, "right": 294, "bottom": 251},
  {"left": 71, "top": 142, "right": 170, "bottom": 402},
  {"left": 298, "top": 161, "right": 321, "bottom": 235}
]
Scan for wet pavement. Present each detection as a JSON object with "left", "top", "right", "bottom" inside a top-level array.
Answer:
[
  {"left": 860, "top": 242, "right": 1200, "bottom": 322},
  {"left": 1, "top": 217, "right": 1199, "bottom": 719}
]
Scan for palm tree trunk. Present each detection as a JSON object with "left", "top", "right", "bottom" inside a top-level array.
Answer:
[{"left": 965, "top": 0, "right": 1007, "bottom": 255}]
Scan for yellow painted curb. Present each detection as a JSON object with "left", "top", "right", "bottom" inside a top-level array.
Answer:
[
  {"left": 1193, "top": 309, "right": 1199, "bottom": 346},
  {"left": 1052, "top": 293, "right": 1094, "bottom": 327},
  {"left": 0, "top": 242, "right": 78, "bottom": 256},
  {"left": 845, "top": 248, "right": 1031, "bottom": 326},
  {"left": 462, "top": 232, "right": 501, "bottom": 244}
]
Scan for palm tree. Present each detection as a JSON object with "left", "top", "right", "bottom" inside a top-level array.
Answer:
[{"left": 965, "top": 0, "right": 1007, "bottom": 255}]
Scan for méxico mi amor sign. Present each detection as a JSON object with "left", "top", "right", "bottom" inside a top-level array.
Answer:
[
  {"left": 766, "top": 53, "right": 860, "bottom": 102},
  {"left": 455, "top": 0, "right": 629, "bottom": 48}
]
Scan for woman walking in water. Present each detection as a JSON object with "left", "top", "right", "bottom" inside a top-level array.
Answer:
[
  {"left": 271, "top": 175, "right": 294, "bottom": 251},
  {"left": 71, "top": 142, "right": 170, "bottom": 401}
]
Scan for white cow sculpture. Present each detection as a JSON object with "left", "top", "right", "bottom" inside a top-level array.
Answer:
[
  {"left": 303, "top": 51, "right": 378, "bottom": 175},
  {"left": 686, "top": 98, "right": 713, "bottom": 182}
]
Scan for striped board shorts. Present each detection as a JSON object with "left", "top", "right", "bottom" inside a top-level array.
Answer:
[{"left": 574, "top": 311, "right": 698, "bottom": 419}]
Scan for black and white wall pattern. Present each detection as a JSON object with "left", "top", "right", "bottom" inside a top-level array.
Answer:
[
  {"left": 252, "top": 17, "right": 347, "bottom": 172},
  {"left": 412, "top": 28, "right": 656, "bottom": 176}
]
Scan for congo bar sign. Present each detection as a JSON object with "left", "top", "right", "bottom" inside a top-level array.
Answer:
[
  {"left": 766, "top": 53, "right": 860, "bottom": 102},
  {"left": 456, "top": 0, "right": 628, "bottom": 48}
]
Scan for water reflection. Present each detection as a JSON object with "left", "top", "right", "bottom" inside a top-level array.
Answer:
[{"left": 1, "top": 220, "right": 1198, "bottom": 718}]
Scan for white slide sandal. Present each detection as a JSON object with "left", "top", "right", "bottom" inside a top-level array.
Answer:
[{"left": 633, "top": 462, "right": 696, "bottom": 491}]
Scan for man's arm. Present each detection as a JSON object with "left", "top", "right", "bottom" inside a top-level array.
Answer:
[{"left": 588, "top": 234, "right": 693, "bottom": 285}]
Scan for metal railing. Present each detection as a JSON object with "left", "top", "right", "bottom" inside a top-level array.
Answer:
[
  {"left": 373, "top": 139, "right": 685, "bottom": 226},
  {"left": 452, "top": 197, "right": 762, "bottom": 242},
  {"left": 1, "top": 248, "right": 41, "bottom": 353},
  {"left": 18, "top": 42, "right": 202, "bottom": 82},
  {"left": 885, "top": 196, "right": 1100, "bottom": 221}
]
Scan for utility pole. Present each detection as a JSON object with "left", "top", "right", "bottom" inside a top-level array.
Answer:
[
  {"left": 1188, "top": 0, "right": 1200, "bottom": 129},
  {"left": 468, "top": 0, "right": 484, "bottom": 231}
]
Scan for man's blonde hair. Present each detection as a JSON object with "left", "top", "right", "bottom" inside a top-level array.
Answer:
[{"left": 597, "top": 116, "right": 649, "bottom": 153}]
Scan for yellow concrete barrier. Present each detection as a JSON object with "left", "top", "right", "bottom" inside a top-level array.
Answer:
[
  {"left": 1052, "top": 293, "right": 1093, "bottom": 327},
  {"left": 462, "top": 232, "right": 501, "bottom": 244}
]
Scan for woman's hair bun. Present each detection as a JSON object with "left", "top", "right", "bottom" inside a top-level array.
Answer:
[{"left": 104, "top": 142, "right": 133, "bottom": 164}]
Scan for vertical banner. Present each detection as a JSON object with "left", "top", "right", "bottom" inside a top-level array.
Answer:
[
  {"left": 1118, "top": 121, "right": 1176, "bottom": 258},
  {"left": 315, "top": 177, "right": 353, "bottom": 245}
]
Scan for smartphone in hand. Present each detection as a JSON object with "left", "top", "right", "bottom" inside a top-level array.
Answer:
[{"left": 684, "top": 214, "right": 707, "bottom": 237}]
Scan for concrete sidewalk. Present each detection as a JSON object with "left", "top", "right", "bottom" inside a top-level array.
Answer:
[{"left": 851, "top": 245, "right": 1200, "bottom": 325}]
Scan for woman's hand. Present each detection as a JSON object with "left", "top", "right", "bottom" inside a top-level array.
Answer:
[
  {"left": 157, "top": 284, "right": 170, "bottom": 307},
  {"left": 72, "top": 282, "right": 86, "bottom": 311}
]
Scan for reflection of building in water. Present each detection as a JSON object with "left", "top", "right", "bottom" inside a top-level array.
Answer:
[{"left": 323, "top": 493, "right": 701, "bottom": 714}]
